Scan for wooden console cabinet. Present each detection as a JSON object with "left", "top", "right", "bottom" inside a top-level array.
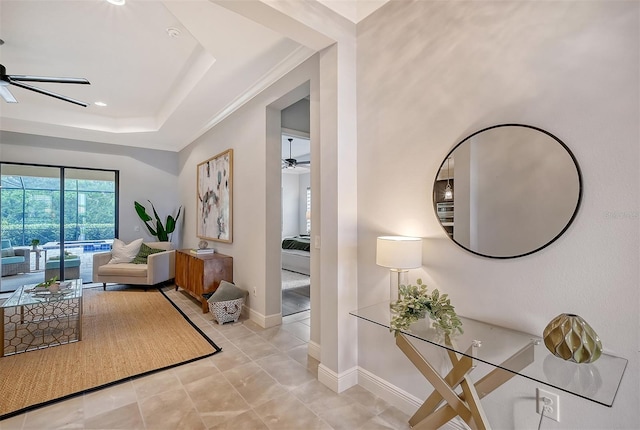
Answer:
[{"left": 175, "top": 250, "right": 233, "bottom": 313}]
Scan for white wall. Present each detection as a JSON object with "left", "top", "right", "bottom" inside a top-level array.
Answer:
[
  {"left": 0, "top": 131, "right": 181, "bottom": 245},
  {"left": 357, "top": 1, "right": 639, "bottom": 429},
  {"left": 282, "top": 98, "right": 311, "bottom": 134},
  {"left": 177, "top": 56, "right": 318, "bottom": 324},
  {"left": 282, "top": 172, "right": 301, "bottom": 237},
  {"left": 224, "top": 0, "right": 360, "bottom": 391},
  {"left": 282, "top": 172, "right": 311, "bottom": 238}
]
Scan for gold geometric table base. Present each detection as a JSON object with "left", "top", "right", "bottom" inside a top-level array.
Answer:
[{"left": 395, "top": 333, "right": 534, "bottom": 430}]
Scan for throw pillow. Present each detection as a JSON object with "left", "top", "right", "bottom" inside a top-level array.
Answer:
[
  {"left": 207, "top": 280, "right": 246, "bottom": 302},
  {"left": 1, "top": 248, "right": 15, "bottom": 258},
  {"left": 108, "top": 238, "right": 144, "bottom": 264},
  {"left": 132, "top": 243, "right": 165, "bottom": 264}
]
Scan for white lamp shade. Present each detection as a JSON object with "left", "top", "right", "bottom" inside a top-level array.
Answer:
[{"left": 376, "top": 236, "right": 422, "bottom": 269}]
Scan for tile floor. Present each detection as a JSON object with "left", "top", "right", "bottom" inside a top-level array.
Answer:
[{"left": 0, "top": 286, "right": 411, "bottom": 430}]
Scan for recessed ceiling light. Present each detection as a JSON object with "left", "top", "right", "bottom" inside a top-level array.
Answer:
[
  {"left": 94, "top": 101, "right": 107, "bottom": 107},
  {"left": 106, "top": 0, "right": 125, "bottom": 5},
  {"left": 166, "top": 27, "right": 181, "bottom": 38}
]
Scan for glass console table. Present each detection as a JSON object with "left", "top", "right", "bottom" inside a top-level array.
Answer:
[{"left": 351, "top": 302, "right": 627, "bottom": 429}]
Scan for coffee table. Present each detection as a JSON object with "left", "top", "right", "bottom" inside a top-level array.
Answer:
[{"left": 1, "top": 279, "right": 83, "bottom": 356}]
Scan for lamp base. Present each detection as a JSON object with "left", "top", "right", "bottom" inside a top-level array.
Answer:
[{"left": 390, "top": 269, "right": 409, "bottom": 302}]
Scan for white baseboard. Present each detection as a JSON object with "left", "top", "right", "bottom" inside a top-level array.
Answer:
[
  {"left": 246, "top": 306, "right": 282, "bottom": 328},
  {"left": 247, "top": 307, "right": 266, "bottom": 327},
  {"left": 358, "top": 368, "right": 469, "bottom": 430},
  {"left": 264, "top": 312, "right": 282, "bottom": 328},
  {"left": 357, "top": 367, "right": 422, "bottom": 417},
  {"left": 307, "top": 340, "right": 321, "bottom": 361},
  {"left": 318, "top": 364, "right": 358, "bottom": 393}
]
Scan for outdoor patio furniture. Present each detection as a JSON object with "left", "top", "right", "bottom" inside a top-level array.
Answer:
[
  {"left": 44, "top": 257, "right": 81, "bottom": 280},
  {"left": 1, "top": 239, "right": 30, "bottom": 277}
]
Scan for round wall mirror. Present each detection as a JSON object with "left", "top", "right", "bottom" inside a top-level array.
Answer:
[{"left": 433, "top": 124, "right": 582, "bottom": 259}]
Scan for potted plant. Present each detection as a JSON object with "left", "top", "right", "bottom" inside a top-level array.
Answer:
[
  {"left": 134, "top": 200, "right": 182, "bottom": 242},
  {"left": 390, "top": 279, "right": 463, "bottom": 338},
  {"left": 31, "top": 239, "right": 40, "bottom": 250}
]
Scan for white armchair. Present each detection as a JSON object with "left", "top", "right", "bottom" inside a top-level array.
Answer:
[{"left": 93, "top": 241, "right": 175, "bottom": 290}]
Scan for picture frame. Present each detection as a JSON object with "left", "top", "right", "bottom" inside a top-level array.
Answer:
[{"left": 196, "top": 149, "right": 233, "bottom": 243}]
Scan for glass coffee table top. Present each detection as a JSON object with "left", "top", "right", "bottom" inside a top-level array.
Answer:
[{"left": 1, "top": 279, "right": 83, "bottom": 308}]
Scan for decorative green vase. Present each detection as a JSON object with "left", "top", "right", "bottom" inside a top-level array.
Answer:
[{"left": 543, "top": 313, "right": 602, "bottom": 363}]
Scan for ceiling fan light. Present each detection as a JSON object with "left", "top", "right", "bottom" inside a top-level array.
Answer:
[
  {"left": 443, "top": 156, "right": 453, "bottom": 200},
  {"left": 444, "top": 183, "right": 453, "bottom": 200},
  {"left": 0, "top": 85, "right": 18, "bottom": 103},
  {"left": 94, "top": 101, "right": 107, "bottom": 107},
  {"left": 106, "top": 0, "right": 125, "bottom": 5}
]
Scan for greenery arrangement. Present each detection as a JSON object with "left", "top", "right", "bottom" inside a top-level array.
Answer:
[
  {"left": 390, "top": 279, "right": 463, "bottom": 337},
  {"left": 35, "top": 276, "right": 59, "bottom": 288},
  {"left": 134, "top": 200, "right": 182, "bottom": 242},
  {"left": 30, "top": 239, "right": 40, "bottom": 247}
]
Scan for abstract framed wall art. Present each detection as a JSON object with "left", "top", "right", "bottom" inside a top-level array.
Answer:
[{"left": 197, "top": 149, "right": 233, "bottom": 243}]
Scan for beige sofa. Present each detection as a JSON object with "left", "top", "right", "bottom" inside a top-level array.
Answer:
[{"left": 93, "top": 241, "right": 175, "bottom": 290}]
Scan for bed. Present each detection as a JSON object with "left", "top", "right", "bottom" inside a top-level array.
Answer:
[{"left": 281, "top": 235, "right": 311, "bottom": 276}]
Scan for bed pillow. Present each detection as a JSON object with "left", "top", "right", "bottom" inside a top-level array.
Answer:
[
  {"left": 132, "top": 243, "right": 165, "bottom": 264},
  {"left": 207, "top": 280, "right": 246, "bottom": 302},
  {"left": 108, "top": 238, "right": 143, "bottom": 264}
]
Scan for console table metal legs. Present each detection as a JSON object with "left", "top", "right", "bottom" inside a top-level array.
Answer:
[{"left": 395, "top": 333, "right": 534, "bottom": 430}]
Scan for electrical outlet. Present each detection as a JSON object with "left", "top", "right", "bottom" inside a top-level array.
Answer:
[{"left": 536, "top": 388, "right": 560, "bottom": 422}]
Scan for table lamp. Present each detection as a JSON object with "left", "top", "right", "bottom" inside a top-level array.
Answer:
[{"left": 376, "top": 236, "right": 422, "bottom": 301}]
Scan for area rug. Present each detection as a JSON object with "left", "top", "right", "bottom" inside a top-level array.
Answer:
[
  {"left": 282, "top": 285, "right": 310, "bottom": 317},
  {"left": 281, "top": 269, "right": 310, "bottom": 290},
  {"left": 0, "top": 286, "right": 220, "bottom": 420}
]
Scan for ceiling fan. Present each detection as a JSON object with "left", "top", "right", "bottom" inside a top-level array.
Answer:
[
  {"left": 0, "top": 64, "right": 91, "bottom": 107},
  {"left": 282, "top": 138, "right": 311, "bottom": 169}
]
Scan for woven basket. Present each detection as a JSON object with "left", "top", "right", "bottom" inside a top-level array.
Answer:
[{"left": 208, "top": 297, "right": 244, "bottom": 324}]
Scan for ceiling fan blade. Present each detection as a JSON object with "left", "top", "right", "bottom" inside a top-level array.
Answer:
[
  {"left": 0, "top": 85, "right": 18, "bottom": 103},
  {"left": 9, "top": 80, "right": 89, "bottom": 107},
  {"left": 297, "top": 160, "right": 311, "bottom": 165},
  {"left": 8, "top": 74, "right": 90, "bottom": 85}
]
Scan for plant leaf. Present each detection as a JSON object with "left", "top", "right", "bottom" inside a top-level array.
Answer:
[
  {"left": 165, "top": 206, "right": 182, "bottom": 235},
  {"left": 134, "top": 201, "right": 152, "bottom": 222}
]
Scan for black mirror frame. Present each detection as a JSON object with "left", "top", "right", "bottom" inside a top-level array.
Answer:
[{"left": 433, "top": 123, "right": 583, "bottom": 259}]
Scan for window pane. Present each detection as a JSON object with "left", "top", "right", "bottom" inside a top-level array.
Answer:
[
  {"left": 1, "top": 164, "right": 117, "bottom": 291},
  {"left": 1, "top": 164, "right": 61, "bottom": 291}
]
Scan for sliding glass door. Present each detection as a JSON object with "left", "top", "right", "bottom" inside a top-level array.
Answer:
[{"left": 0, "top": 163, "right": 118, "bottom": 292}]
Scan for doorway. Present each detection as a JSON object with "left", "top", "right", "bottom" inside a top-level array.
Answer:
[{"left": 281, "top": 132, "right": 311, "bottom": 317}]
